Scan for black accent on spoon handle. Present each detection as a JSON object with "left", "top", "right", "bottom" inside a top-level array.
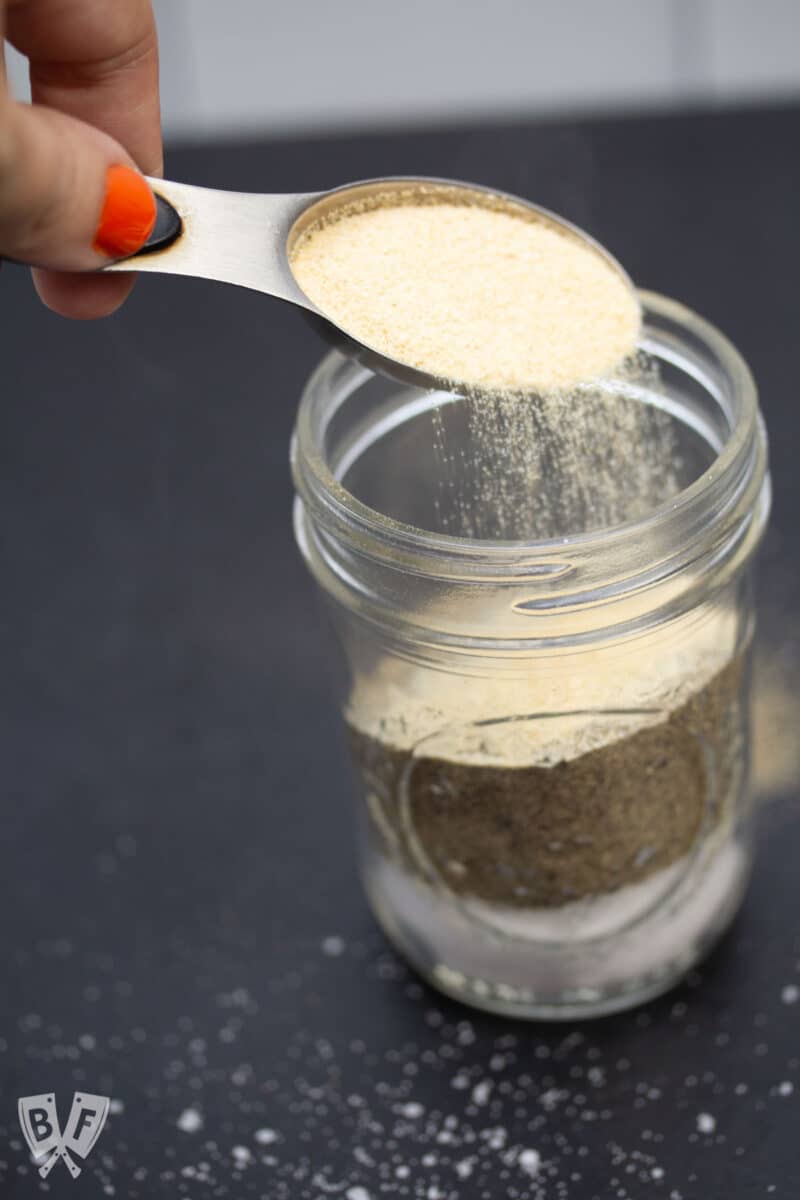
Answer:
[{"left": 137, "top": 190, "right": 182, "bottom": 256}]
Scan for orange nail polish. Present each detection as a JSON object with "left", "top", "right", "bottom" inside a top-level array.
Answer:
[{"left": 93, "top": 164, "right": 157, "bottom": 258}]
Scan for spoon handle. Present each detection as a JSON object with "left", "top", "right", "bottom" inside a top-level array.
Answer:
[{"left": 103, "top": 176, "right": 319, "bottom": 311}]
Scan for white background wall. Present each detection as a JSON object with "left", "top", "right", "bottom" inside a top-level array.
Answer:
[{"left": 5, "top": 0, "right": 800, "bottom": 141}]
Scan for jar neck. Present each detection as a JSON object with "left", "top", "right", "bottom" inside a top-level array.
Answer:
[{"left": 292, "top": 292, "right": 770, "bottom": 649}]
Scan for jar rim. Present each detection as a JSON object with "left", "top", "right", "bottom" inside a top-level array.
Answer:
[{"left": 292, "top": 291, "right": 768, "bottom": 584}]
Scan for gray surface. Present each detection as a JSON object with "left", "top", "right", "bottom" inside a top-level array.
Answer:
[{"left": 0, "top": 105, "right": 797, "bottom": 1197}]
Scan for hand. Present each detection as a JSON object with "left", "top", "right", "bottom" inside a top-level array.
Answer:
[{"left": 1, "top": 0, "right": 162, "bottom": 318}]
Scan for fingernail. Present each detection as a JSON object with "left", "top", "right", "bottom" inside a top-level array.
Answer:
[{"left": 93, "top": 164, "right": 157, "bottom": 258}]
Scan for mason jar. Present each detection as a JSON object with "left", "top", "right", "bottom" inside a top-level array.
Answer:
[{"left": 292, "top": 291, "right": 770, "bottom": 1020}]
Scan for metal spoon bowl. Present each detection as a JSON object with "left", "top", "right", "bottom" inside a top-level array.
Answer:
[{"left": 106, "top": 175, "right": 636, "bottom": 393}]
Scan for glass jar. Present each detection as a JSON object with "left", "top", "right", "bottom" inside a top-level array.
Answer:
[{"left": 291, "top": 291, "right": 770, "bottom": 1020}]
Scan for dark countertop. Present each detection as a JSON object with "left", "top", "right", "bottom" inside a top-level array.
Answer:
[{"left": 0, "top": 104, "right": 798, "bottom": 1199}]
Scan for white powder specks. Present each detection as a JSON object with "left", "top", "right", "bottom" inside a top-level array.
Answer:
[
  {"left": 519, "top": 1148, "right": 541, "bottom": 1177},
  {"left": 395, "top": 1101, "right": 424, "bottom": 1119},
  {"left": 322, "top": 935, "right": 346, "bottom": 957},
  {"left": 781, "top": 984, "right": 800, "bottom": 1005},
  {"left": 253, "top": 1127, "right": 278, "bottom": 1145},
  {"left": 216, "top": 986, "right": 251, "bottom": 1009},
  {"left": 485, "top": 1127, "right": 506, "bottom": 1150},
  {"left": 176, "top": 1107, "right": 203, "bottom": 1134},
  {"left": 540, "top": 1088, "right": 565, "bottom": 1112},
  {"left": 13, "top": 904, "right": 800, "bottom": 1200}
]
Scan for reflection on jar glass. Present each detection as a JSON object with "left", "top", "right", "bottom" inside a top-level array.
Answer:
[{"left": 292, "top": 292, "right": 770, "bottom": 1020}]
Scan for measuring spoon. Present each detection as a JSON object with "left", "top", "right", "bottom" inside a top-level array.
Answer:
[{"left": 106, "top": 174, "right": 635, "bottom": 392}]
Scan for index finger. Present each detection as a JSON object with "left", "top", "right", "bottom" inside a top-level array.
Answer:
[
  {"left": 6, "top": 0, "right": 162, "bottom": 316},
  {"left": 7, "top": 0, "right": 161, "bottom": 171}
]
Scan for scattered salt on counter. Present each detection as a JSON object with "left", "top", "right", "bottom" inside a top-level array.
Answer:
[
  {"left": 519, "top": 1148, "right": 542, "bottom": 1177},
  {"left": 176, "top": 1107, "right": 203, "bottom": 1133},
  {"left": 254, "top": 1127, "right": 278, "bottom": 1144}
]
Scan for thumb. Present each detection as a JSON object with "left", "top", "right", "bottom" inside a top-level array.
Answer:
[{"left": 0, "top": 98, "right": 156, "bottom": 271}]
